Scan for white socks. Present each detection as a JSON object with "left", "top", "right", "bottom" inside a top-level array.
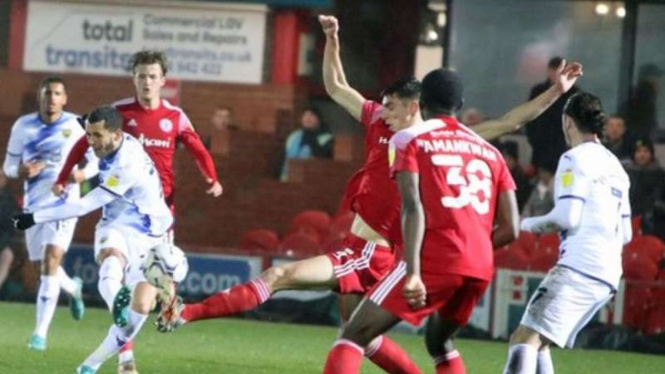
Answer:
[
  {"left": 536, "top": 349, "right": 554, "bottom": 374},
  {"left": 98, "top": 256, "right": 124, "bottom": 311},
  {"left": 503, "top": 344, "right": 538, "bottom": 374},
  {"left": 81, "top": 309, "right": 148, "bottom": 370},
  {"left": 57, "top": 266, "right": 77, "bottom": 295},
  {"left": 34, "top": 275, "right": 60, "bottom": 338}
]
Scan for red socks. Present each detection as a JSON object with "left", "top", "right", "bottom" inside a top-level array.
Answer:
[
  {"left": 434, "top": 350, "right": 467, "bottom": 374},
  {"left": 365, "top": 336, "right": 422, "bottom": 374},
  {"left": 323, "top": 340, "right": 364, "bottom": 374},
  {"left": 181, "top": 278, "right": 271, "bottom": 322}
]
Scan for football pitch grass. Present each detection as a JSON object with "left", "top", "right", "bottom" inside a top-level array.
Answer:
[{"left": 0, "top": 301, "right": 662, "bottom": 374}]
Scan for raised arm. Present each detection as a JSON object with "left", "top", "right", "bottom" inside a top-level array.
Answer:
[
  {"left": 474, "top": 60, "right": 583, "bottom": 141},
  {"left": 319, "top": 15, "right": 365, "bottom": 121}
]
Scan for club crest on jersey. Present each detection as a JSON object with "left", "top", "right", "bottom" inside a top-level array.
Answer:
[
  {"left": 561, "top": 169, "right": 574, "bottom": 187},
  {"left": 105, "top": 174, "right": 120, "bottom": 188},
  {"left": 160, "top": 119, "right": 173, "bottom": 133},
  {"left": 127, "top": 119, "right": 138, "bottom": 127},
  {"left": 61, "top": 129, "right": 72, "bottom": 138}
]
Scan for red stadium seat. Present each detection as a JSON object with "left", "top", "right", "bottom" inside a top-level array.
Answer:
[
  {"left": 329, "top": 210, "right": 355, "bottom": 236},
  {"left": 515, "top": 231, "right": 538, "bottom": 258},
  {"left": 624, "top": 235, "right": 665, "bottom": 263},
  {"left": 239, "top": 229, "right": 279, "bottom": 253},
  {"left": 622, "top": 251, "right": 659, "bottom": 281},
  {"left": 494, "top": 248, "right": 529, "bottom": 271},
  {"left": 535, "top": 234, "right": 560, "bottom": 257},
  {"left": 292, "top": 210, "right": 332, "bottom": 236},
  {"left": 285, "top": 225, "right": 321, "bottom": 243},
  {"left": 528, "top": 252, "right": 558, "bottom": 273},
  {"left": 622, "top": 284, "right": 653, "bottom": 329},
  {"left": 279, "top": 232, "right": 322, "bottom": 257},
  {"left": 644, "top": 304, "right": 665, "bottom": 335}
]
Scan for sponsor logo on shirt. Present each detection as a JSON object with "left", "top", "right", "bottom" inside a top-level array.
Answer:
[
  {"left": 138, "top": 133, "right": 171, "bottom": 148},
  {"left": 106, "top": 175, "right": 120, "bottom": 188},
  {"left": 160, "top": 119, "right": 173, "bottom": 133},
  {"left": 379, "top": 137, "right": 390, "bottom": 145},
  {"left": 127, "top": 119, "right": 138, "bottom": 127},
  {"left": 61, "top": 129, "right": 72, "bottom": 138}
]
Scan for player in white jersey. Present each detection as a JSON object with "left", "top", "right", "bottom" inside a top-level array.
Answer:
[
  {"left": 501, "top": 92, "right": 632, "bottom": 374},
  {"left": 13, "top": 106, "right": 173, "bottom": 374},
  {"left": 2, "top": 76, "right": 97, "bottom": 351}
]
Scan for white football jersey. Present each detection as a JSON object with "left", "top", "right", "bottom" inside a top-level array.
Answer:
[
  {"left": 6, "top": 112, "right": 86, "bottom": 211},
  {"left": 554, "top": 141, "right": 630, "bottom": 289},
  {"left": 97, "top": 133, "right": 173, "bottom": 237}
]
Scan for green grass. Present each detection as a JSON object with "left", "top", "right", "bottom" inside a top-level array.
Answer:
[{"left": 0, "top": 301, "right": 662, "bottom": 373}]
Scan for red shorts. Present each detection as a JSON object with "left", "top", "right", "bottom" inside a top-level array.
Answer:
[
  {"left": 326, "top": 233, "right": 397, "bottom": 294},
  {"left": 368, "top": 261, "right": 490, "bottom": 326}
]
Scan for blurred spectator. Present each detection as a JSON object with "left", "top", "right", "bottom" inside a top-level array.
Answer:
[
  {"left": 522, "top": 163, "right": 556, "bottom": 218},
  {"left": 602, "top": 114, "right": 634, "bottom": 164},
  {"left": 211, "top": 106, "right": 238, "bottom": 132},
  {"left": 626, "top": 138, "right": 665, "bottom": 217},
  {"left": 0, "top": 171, "right": 18, "bottom": 291},
  {"left": 525, "top": 57, "right": 580, "bottom": 169},
  {"left": 498, "top": 141, "right": 532, "bottom": 211},
  {"left": 461, "top": 108, "right": 484, "bottom": 127},
  {"left": 280, "top": 108, "right": 334, "bottom": 181},
  {"left": 622, "top": 63, "right": 662, "bottom": 139}
]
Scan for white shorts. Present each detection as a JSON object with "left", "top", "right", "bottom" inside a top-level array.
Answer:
[
  {"left": 94, "top": 225, "right": 165, "bottom": 287},
  {"left": 24, "top": 219, "right": 77, "bottom": 261},
  {"left": 521, "top": 265, "right": 614, "bottom": 348}
]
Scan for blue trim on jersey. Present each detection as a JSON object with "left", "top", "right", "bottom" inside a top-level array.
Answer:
[
  {"left": 621, "top": 214, "right": 631, "bottom": 218},
  {"left": 557, "top": 264, "right": 616, "bottom": 292},
  {"left": 558, "top": 195, "right": 586, "bottom": 203},
  {"left": 99, "top": 185, "right": 122, "bottom": 197}
]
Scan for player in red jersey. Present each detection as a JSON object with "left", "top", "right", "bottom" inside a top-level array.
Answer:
[
  {"left": 322, "top": 68, "right": 521, "bottom": 374},
  {"left": 53, "top": 51, "right": 222, "bottom": 374},
  {"left": 157, "top": 15, "right": 582, "bottom": 373}
]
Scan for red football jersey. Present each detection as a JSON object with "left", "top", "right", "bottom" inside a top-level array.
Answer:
[
  {"left": 57, "top": 98, "right": 217, "bottom": 208},
  {"left": 342, "top": 101, "right": 402, "bottom": 244},
  {"left": 390, "top": 116, "right": 516, "bottom": 280}
]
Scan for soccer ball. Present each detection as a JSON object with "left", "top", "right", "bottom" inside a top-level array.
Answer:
[{"left": 143, "top": 243, "right": 189, "bottom": 289}]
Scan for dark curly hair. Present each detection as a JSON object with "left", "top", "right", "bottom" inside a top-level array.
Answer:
[{"left": 563, "top": 92, "right": 605, "bottom": 136}]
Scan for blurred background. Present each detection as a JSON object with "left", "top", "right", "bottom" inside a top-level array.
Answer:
[{"left": 0, "top": 0, "right": 664, "bottom": 353}]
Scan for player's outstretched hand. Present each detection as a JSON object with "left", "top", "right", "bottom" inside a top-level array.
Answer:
[
  {"left": 206, "top": 180, "right": 223, "bottom": 197},
  {"left": 12, "top": 213, "right": 36, "bottom": 231},
  {"left": 554, "top": 59, "right": 583, "bottom": 94},
  {"left": 318, "top": 15, "right": 339, "bottom": 38},
  {"left": 403, "top": 274, "right": 427, "bottom": 309},
  {"left": 51, "top": 183, "right": 66, "bottom": 197}
]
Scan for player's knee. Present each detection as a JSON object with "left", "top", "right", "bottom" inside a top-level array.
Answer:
[
  {"left": 98, "top": 255, "right": 124, "bottom": 282},
  {"left": 0, "top": 247, "right": 13, "bottom": 264},
  {"left": 96, "top": 248, "right": 124, "bottom": 265},
  {"left": 340, "top": 318, "right": 375, "bottom": 347},
  {"left": 261, "top": 265, "right": 288, "bottom": 289},
  {"left": 510, "top": 325, "right": 539, "bottom": 345},
  {"left": 43, "top": 246, "right": 64, "bottom": 274}
]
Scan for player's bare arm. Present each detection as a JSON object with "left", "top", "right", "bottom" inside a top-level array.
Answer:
[
  {"left": 319, "top": 15, "right": 365, "bottom": 121},
  {"left": 396, "top": 171, "right": 426, "bottom": 309},
  {"left": 474, "top": 60, "right": 583, "bottom": 141},
  {"left": 492, "top": 190, "right": 519, "bottom": 248}
]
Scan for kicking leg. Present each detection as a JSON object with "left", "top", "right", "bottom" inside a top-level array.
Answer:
[
  {"left": 168, "top": 254, "right": 338, "bottom": 325},
  {"left": 502, "top": 325, "right": 548, "bottom": 374}
]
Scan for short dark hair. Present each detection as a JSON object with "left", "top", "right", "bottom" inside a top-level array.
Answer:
[
  {"left": 563, "top": 92, "right": 605, "bottom": 136},
  {"left": 381, "top": 77, "right": 421, "bottom": 101},
  {"left": 548, "top": 57, "right": 563, "bottom": 70},
  {"left": 420, "top": 68, "right": 464, "bottom": 114},
  {"left": 40, "top": 76, "right": 66, "bottom": 91},
  {"left": 130, "top": 50, "right": 168, "bottom": 75},
  {"left": 88, "top": 106, "right": 123, "bottom": 131}
]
